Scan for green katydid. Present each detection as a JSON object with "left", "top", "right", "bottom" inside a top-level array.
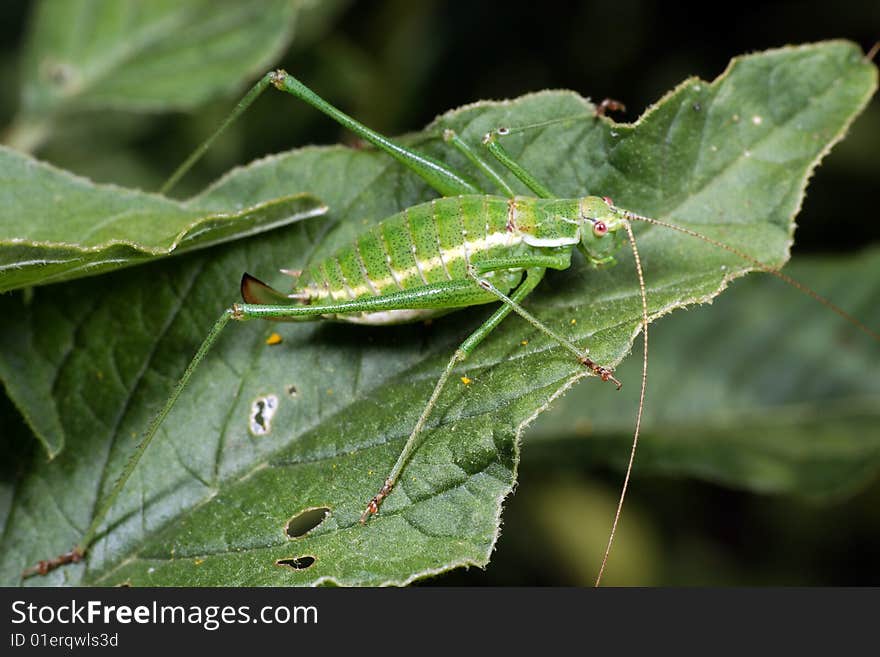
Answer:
[{"left": 24, "top": 67, "right": 878, "bottom": 585}]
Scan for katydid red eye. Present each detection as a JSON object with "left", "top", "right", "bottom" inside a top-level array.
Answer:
[{"left": 593, "top": 221, "right": 608, "bottom": 236}]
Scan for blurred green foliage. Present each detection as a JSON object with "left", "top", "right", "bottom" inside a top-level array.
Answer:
[{"left": 1, "top": 0, "right": 878, "bottom": 585}]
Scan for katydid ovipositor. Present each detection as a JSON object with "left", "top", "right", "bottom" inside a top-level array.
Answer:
[{"left": 25, "top": 64, "right": 878, "bottom": 584}]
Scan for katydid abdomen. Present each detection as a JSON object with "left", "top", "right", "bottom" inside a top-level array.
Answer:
[{"left": 242, "top": 194, "right": 585, "bottom": 325}]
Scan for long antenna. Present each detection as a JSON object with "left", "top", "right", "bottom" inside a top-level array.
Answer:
[
  {"left": 594, "top": 201, "right": 879, "bottom": 585},
  {"left": 595, "top": 220, "right": 649, "bottom": 586},
  {"left": 621, "top": 210, "right": 879, "bottom": 342}
]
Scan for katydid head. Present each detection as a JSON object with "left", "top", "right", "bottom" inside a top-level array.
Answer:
[{"left": 577, "top": 195, "right": 627, "bottom": 266}]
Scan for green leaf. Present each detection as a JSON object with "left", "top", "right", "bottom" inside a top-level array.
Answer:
[
  {"left": 20, "top": 0, "right": 299, "bottom": 116},
  {"left": 5, "top": 0, "right": 315, "bottom": 153},
  {"left": 526, "top": 249, "right": 880, "bottom": 500},
  {"left": 0, "top": 146, "right": 326, "bottom": 293},
  {"left": 0, "top": 42, "right": 875, "bottom": 586}
]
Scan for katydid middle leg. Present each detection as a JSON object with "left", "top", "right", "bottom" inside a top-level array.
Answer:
[
  {"left": 360, "top": 253, "right": 626, "bottom": 522},
  {"left": 468, "top": 263, "right": 622, "bottom": 388},
  {"left": 480, "top": 125, "right": 651, "bottom": 585},
  {"left": 359, "top": 267, "right": 547, "bottom": 522}
]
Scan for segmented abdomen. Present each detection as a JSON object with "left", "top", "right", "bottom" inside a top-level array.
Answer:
[{"left": 300, "top": 195, "right": 526, "bottom": 302}]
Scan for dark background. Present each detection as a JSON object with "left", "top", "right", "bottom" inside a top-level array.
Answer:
[{"left": 1, "top": 0, "right": 878, "bottom": 585}]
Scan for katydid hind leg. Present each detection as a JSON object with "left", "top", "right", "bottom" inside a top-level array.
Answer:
[
  {"left": 160, "top": 72, "right": 276, "bottom": 195},
  {"left": 23, "top": 307, "right": 239, "bottom": 577},
  {"left": 22, "top": 277, "right": 502, "bottom": 575},
  {"left": 269, "top": 70, "right": 480, "bottom": 197},
  {"left": 161, "top": 69, "right": 482, "bottom": 198}
]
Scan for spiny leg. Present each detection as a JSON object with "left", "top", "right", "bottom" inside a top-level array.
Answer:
[
  {"left": 269, "top": 71, "right": 480, "bottom": 196},
  {"left": 21, "top": 550, "right": 83, "bottom": 579},
  {"left": 360, "top": 268, "right": 546, "bottom": 523},
  {"left": 59, "top": 308, "right": 237, "bottom": 569},
  {"left": 24, "top": 308, "right": 238, "bottom": 577},
  {"left": 25, "top": 277, "right": 501, "bottom": 577},
  {"left": 468, "top": 265, "right": 621, "bottom": 389},
  {"left": 161, "top": 74, "right": 275, "bottom": 194},
  {"left": 359, "top": 346, "right": 464, "bottom": 523},
  {"left": 160, "top": 70, "right": 482, "bottom": 197}
]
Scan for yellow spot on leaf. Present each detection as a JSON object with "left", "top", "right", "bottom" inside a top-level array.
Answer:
[
  {"left": 460, "top": 376, "right": 472, "bottom": 386},
  {"left": 266, "top": 332, "right": 283, "bottom": 346},
  {"left": 520, "top": 339, "right": 529, "bottom": 346},
  {"left": 570, "top": 318, "right": 577, "bottom": 325},
  {"left": 194, "top": 558, "right": 204, "bottom": 566},
  {"left": 326, "top": 388, "right": 334, "bottom": 395}
]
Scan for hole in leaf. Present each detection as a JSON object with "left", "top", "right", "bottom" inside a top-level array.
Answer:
[
  {"left": 285, "top": 507, "right": 331, "bottom": 538},
  {"left": 276, "top": 556, "right": 316, "bottom": 570},
  {"left": 249, "top": 394, "right": 279, "bottom": 436}
]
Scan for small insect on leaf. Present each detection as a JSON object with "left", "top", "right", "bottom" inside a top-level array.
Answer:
[
  {"left": 460, "top": 376, "right": 473, "bottom": 386},
  {"left": 266, "top": 332, "right": 283, "bottom": 345}
]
